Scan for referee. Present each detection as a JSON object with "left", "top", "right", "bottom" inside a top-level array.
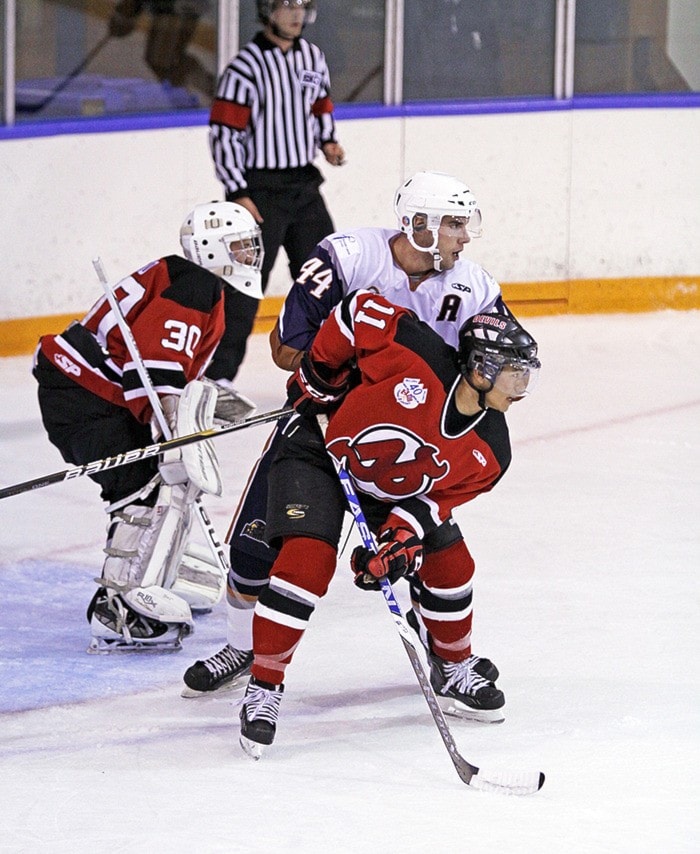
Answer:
[{"left": 205, "top": 0, "right": 345, "bottom": 421}]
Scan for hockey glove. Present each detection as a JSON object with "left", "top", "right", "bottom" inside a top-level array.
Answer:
[
  {"left": 286, "top": 352, "right": 350, "bottom": 418},
  {"left": 351, "top": 527, "right": 424, "bottom": 591}
]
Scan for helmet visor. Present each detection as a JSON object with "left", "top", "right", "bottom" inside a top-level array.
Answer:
[
  {"left": 490, "top": 357, "right": 541, "bottom": 397},
  {"left": 437, "top": 210, "right": 483, "bottom": 240}
]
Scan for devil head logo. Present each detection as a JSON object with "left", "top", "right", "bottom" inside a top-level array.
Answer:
[{"left": 328, "top": 425, "right": 449, "bottom": 500}]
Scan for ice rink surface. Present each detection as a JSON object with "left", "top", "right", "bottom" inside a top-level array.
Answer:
[{"left": 1, "top": 311, "right": 698, "bottom": 853}]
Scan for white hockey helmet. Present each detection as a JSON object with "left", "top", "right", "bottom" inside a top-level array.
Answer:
[
  {"left": 394, "top": 171, "right": 482, "bottom": 268},
  {"left": 180, "top": 202, "right": 265, "bottom": 299}
]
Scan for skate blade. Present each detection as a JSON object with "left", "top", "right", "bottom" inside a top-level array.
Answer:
[
  {"left": 239, "top": 735, "right": 265, "bottom": 761},
  {"left": 180, "top": 675, "right": 248, "bottom": 699},
  {"left": 87, "top": 637, "right": 183, "bottom": 655},
  {"left": 437, "top": 695, "right": 505, "bottom": 724}
]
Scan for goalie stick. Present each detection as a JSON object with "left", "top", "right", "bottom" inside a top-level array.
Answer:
[
  {"left": 0, "top": 406, "right": 292, "bottom": 501},
  {"left": 335, "top": 461, "right": 545, "bottom": 796}
]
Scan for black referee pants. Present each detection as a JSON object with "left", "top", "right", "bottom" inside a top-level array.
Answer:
[{"left": 205, "top": 165, "right": 335, "bottom": 383}]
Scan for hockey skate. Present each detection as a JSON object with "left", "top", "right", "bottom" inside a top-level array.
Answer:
[
  {"left": 209, "top": 379, "right": 256, "bottom": 425},
  {"left": 239, "top": 677, "right": 284, "bottom": 760},
  {"left": 406, "top": 608, "right": 500, "bottom": 682},
  {"left": 181, "top": 644, "right": 253, "bottom": 697},
  {"left": 428, "top": 651, "right": 505, "bottom": 723},
  {"left": 86, "top": 585, "right": 193, "bottom": 654}
]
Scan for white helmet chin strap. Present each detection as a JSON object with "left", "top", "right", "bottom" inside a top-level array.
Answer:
[{"left": 407, "top": 229, "right": 443, "bottom": 272}]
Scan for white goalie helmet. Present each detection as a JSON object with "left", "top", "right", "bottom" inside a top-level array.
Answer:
[
  {"left": 180, "top": 202, "right": 265, "bottom": 299},
  {"left": 394, "top": 171, "right": 483, "bottom": 263}
]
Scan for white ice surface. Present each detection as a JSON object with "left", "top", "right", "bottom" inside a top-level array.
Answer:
[{"left": 1, "top": 312, "right": 698, "bottom": 853}]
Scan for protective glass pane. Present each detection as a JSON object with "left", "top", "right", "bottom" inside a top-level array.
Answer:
[
  {"left": 574, "top": 0, "right": 700, "bottom": 94},
  {"left": 403, "top": 0, "right": 556, "bottom": 102},
  {"left": 15, "top": 1, "right": 217, "bottom": 122},
  {"left": 238, "top": 0, "right": 386, "bottom": 104}
]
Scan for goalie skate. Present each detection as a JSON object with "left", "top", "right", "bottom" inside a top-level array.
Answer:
[{"left": 86, "top": 585, "right": 193, "bottom": 654}]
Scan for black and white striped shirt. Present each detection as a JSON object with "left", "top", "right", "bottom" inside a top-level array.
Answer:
[{"left": 210, "top": 32, "right": 337, "bottom": 197}]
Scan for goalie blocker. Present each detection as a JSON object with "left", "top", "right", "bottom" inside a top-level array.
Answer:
[{"left": 89, "top": 380, "right": 227, "bottom": 653}]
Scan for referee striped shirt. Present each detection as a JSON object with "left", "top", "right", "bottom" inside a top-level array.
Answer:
[{"left": 210, "top": 32, "right": 337, "bottom": 197}]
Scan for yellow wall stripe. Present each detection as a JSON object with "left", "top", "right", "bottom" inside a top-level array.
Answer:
[{"left": 2, "top": 277, "right": 697, "bottom": 357}]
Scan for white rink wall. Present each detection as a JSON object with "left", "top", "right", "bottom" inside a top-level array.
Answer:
[{"left": 0, "top": 105, "right": 699, "bottom": 320}]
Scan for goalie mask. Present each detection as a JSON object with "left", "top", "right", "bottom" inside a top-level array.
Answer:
[
  {"left": 180, "top": 202, "right": 265, "bottom": 299},
  {"left": 394, "top": 171, "right": 482, "bottom": 271},
  {"left": 458, "top": 313, "right": 541, "bottom": 400},
  {"left": 257, "top": 0, "right": 317, "bottom": 26}
]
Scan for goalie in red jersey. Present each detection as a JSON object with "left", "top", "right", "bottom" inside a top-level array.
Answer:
[
  {"left": 237, "top": 289, "right": 541, "bottom": 758},
  {"left": 32, "top": 202, "right": 264, "bottom": 653}
]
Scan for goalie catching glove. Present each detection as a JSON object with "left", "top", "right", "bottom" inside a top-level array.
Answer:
[
  {"left": 351, "top": 526, "right": 424, "bottom": 591},
  {"left": 286, "top": 352, "right": 351, "bottom": 417}
]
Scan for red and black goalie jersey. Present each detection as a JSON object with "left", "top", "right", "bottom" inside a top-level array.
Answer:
[
  {"left": 38, "top": 256, "right": 225, "bottom": 424},
  {"left": 313, "top": 290, "right": 512, "bottom": 541}
]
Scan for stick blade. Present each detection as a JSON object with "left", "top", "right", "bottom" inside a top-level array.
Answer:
[{"left": 468, "top": 767, "right": 545, "bottom": 796}]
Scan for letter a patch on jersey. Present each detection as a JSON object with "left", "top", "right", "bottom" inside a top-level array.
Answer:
[{"left": 394, "top": 378, "right": 427, "bottom": 409}]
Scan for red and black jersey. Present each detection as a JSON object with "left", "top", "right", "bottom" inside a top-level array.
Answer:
[
  {"left": 313, "top": 290, "right": 512, "bottom": 540},
  {"left": 38, "top": 256, "right": 225, "bottom": 424}
]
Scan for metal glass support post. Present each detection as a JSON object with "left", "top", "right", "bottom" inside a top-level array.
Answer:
[
  {"left": 2, "top": 0, "right": 16, "bottom": 125},
  {"left": 218, "top": 0, "right": 238, "bottom": 78},
  {"left": 383, "top": 0, "right": 402, "bottom": 106},
  {"left": 554, "top": 0, "right": 576, "bottom": 99}
]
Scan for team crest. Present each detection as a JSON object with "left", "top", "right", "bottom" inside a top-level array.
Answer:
[
  {"left": 328, "top": 425, "right": 449, "bottom": 500},
  {"left": 394, "top": 378, "right": 427, "bottom": 409},
  {"left": 241, "top": 518, "right": 267, "bottom": 544}
]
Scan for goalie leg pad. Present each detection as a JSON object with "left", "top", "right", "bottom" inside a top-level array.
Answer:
[
  {"left": 101, "top": 483, "right": 197, "bottom": 592},
  {"left": 86, "top": 585, "right": 193, "bottom": 653},
  {"left": 171, "top": 542, "right": 227, "bottom": 612}
]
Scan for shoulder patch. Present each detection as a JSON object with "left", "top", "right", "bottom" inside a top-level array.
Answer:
[{"left": 162, "top": 256, "right": 224, "bottom": 313}]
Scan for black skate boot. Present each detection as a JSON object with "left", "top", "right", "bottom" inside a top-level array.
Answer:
[
  {"left": 239, "top": 676, "right": 284, "bottom": 760},
  {"left": 181, "top": 644, "right": 253, "bottom": 697},
  {"left": 406, "top": 608, "right": 500, "bottom": 682},
  {"left": 428, "top": 651, "right": 505, "bottom": 723}
]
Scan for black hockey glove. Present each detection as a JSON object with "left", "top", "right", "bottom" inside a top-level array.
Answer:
[
  {"left": 351, "top": 527, "right": 424, "bottom": 592},
  {"left": 286, "top": 352, "right": 350, "bottom": 418}
]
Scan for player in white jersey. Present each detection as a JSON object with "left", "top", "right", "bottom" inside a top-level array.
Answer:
[{"left": 182, "top": 171, "right": 513, "bottom": 695}]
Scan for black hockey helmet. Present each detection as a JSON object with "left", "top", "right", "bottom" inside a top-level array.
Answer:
[
  {"left": 458, "top": 312, "right": 541, "bottom": 388},
  {"left": 257, "top": 0, "right": 317, "bottom": 25}
]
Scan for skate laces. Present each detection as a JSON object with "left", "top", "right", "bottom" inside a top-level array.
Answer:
[
  {"left": 440, "top": 656, "right": 493, "bottom": 696},
  {"left": 240, "top": 682, "right": 283, "bottom": 726},
  {"left": 203, "top": 645, "right": 251, "bottom": 677}
]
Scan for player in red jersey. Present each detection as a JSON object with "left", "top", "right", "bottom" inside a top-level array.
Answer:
[
  {"left": 32, "top": 202, "right": 264, "bottom": 652},
  {"left": 237, "top": 290, "right": 541, "bottom": 757}
]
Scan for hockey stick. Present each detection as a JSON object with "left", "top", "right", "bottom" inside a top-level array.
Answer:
[
  {"left": 17, "top": 33, "right": 112, "bottom": 114},
  {"left": 335, "top": 461, "right": 545, "bottom": 795},
  {"left": 0, "top": 406, "right": 292, "bottom": 501}
]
